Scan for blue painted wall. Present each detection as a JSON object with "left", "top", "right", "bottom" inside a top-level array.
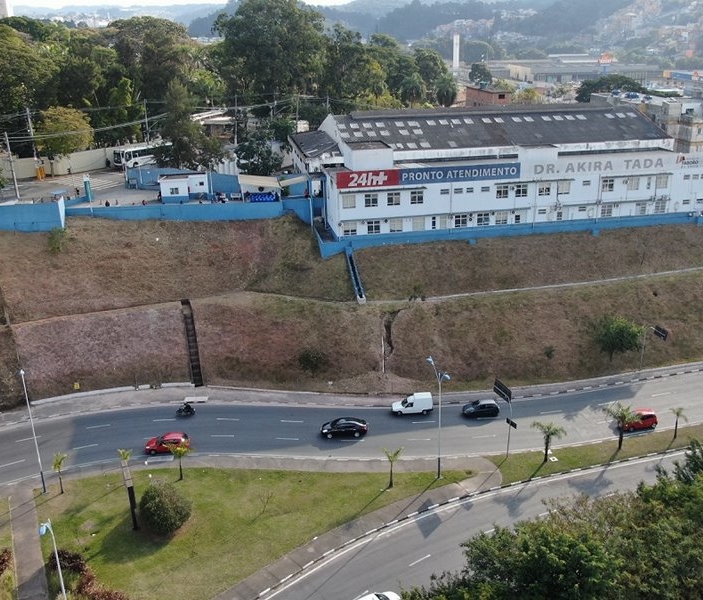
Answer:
[
  {"left": 0, "top": 199, "right": 65, "bottom": 232},
  {"left": 67, "top": 201, "right": 285, "bottom": 221}
]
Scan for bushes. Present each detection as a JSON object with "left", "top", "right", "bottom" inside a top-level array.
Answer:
[
  {"left": 47, "top": 549, "right": 129, "bottom": 600},
  {"left": 139, "top": 480, "right": 192, "bottom": 535}
]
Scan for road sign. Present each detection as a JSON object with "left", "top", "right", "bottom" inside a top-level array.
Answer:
[
  {"left": 494, "top": 378, "right": 512, "bottom": 402},
  {"left": 653, "top": 325, "right": 669, "bottom": 341},
  {"left": 506, "top": 418, "right": 517, "bottom": 429}
]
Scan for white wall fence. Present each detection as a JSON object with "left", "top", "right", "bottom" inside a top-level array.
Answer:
[{"left": 3, "top": 148, "right": 113, "bottom": 180}]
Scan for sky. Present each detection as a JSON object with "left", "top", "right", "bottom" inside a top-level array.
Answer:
[{"left": 13, "top": 0, "right": 351, "bottom": 8}]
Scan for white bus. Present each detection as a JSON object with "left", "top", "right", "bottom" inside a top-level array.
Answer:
[{"left": 113, "top": 142, "right": 171, "bottom": 169}]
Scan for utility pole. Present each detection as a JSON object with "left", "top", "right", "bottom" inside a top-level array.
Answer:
[
  {"left": 143, "top": 99, "right": 150, "bottom": 143},
  {"left": 25, "top": 107, "right": 38, "bottom": 162},
  {"left": 3, "top": 132, "right": 21, "bottom": 200}
]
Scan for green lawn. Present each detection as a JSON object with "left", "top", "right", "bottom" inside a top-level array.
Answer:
[
  {"left": 30, "top": 422, "right": 702, "bottom": 600},
  {"left": 35, "top": 468, "right": 468, "bottom": 600}
]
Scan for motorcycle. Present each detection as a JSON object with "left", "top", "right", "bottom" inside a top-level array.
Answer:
[{"left": 176, "top": 403, "right": 195, "bottom": 417}]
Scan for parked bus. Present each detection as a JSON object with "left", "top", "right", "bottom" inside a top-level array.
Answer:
[{"left": 113, "top": 142, "right": 171, "bottom": 169}]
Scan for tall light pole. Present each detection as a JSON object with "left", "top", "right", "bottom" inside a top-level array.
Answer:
[
  {"left": 426, "top": 356, "right": 450, "bottom": 479},
  {"left": 19, "top": 369, "right": 46, "bottom": 494},
  {"left": 39, "top": 518, "right": 67, "bottom": 600}
]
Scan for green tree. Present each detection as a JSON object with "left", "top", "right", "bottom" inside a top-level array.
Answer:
[
  {"left": 400, "top": 72, "right": 426, "bottom": 107},
  {"left": 673, "top": 439, "right": 703, "bottom": 484},
  {"left": 157, "top": 79, "right": 228, "bottom": 170},
  {"left": 514, "top": 88, "right": 542, "bottom": 104},
  {"left": 235, "top": 126, "right": 283, "bottom": 176},
  {"left": 167, "top": 441, "right": 191, "bottom": 481},
  {"left": 36, "top": 107, "right": 94, "bottom": 173},
  {"left": 435, "top": 73, "right": 458, "bottom": 107},
  {"left": 383, "top": 447, "right": 403, "bottom": 489},
  {"left": 531, "top": 421, "right": 566, "bottom": 463},
  {"left": 575, "top": 74, "right": 645, "bottom": 102},
  {"left": 139, "top": 480, "right": 192, "bottom": 535},
  {"left": 52, "top": 452, "right": 67, "bottom": 494},
  {"left": 214, "top": 0, "right": 326, "bottom": 100},
  {"left": 468, "top": 62, "right": 492, "bottom": 84},
  {"left": 602, "top": 401, "right": 640, "bottom": 450},
  {"left": 593, "top": 314, "right": 643, "bottom": 361},
  {"left": 413, "top": 48, "right": 449, "bottom": 98},
  {"left": 671, "top": 407, "right": 688, "bottom": 440}
]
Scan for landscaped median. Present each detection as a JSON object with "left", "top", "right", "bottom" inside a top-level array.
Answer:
[{"left": 29, "top": 422, "right": 702, "bottom": 600}]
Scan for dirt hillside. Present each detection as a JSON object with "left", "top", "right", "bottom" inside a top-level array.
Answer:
[{"left": 1, "top": 216, "right": 702, "bottom": 406}]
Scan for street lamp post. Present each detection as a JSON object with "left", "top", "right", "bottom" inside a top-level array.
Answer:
[
  {"left": 426, "top": 356, "right": 450, "bottom": 479},
  {"left": 19, "top": 369, "right": 46, "bottom": 494},
  {"left": 39, "top": 518, "right": 67, "bottom": 600}
]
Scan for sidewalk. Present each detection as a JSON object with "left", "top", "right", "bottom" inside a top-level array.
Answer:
[{"left": 8, "top": 361, "right": 703, "bottom": 600}]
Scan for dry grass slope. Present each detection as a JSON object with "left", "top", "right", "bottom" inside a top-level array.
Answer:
[{"left": 1, "top": 216, "right": 702, "bottom": 406}]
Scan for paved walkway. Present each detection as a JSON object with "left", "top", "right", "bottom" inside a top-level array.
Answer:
[{"left": 7, "top": 361, "right": 703, "bottom": 599}]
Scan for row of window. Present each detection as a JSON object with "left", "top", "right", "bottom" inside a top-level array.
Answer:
[
  {"left": 340, "top": 198, "right": 684, "bottom": 236},
  {"left": 339, "top": 174, "right": 675, "bottom": 210}
]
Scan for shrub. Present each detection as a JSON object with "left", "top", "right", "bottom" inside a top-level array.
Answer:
[
  {"left": 298, "top": 348, "right": 329, "bottom": 375},
  {"left": 48, "top": 227, "right": 69, "bottom": 254},
  {"left": 139, "top": 480, "right": 192, "bottom": 535}
]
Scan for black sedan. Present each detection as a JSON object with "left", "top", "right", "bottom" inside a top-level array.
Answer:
[
  {"left": 462, "top": 399, "right": 500, "bottom": 418},
  {"left": 320, "top": 417, "right": 368, "bottom": 438}
]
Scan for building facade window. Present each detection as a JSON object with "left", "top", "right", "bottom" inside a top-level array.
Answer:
[
  {"left": 386, "top": 192, "right": 400, "bottom": 206},
  {"left": 476, "top": 212, "right": 490, "bottom": 226},
  {"left": 655, "top": 174, "right": 669, "bottom": 189},
  {"left": 412, "top": 216, "right": 425, "bottom": 231},
  {"left": 367, "top": 219, "right": 381, "bottom": 234},
  {"left": 514, "top": 183, "right": 528, "bottom": 197},
  {"left": 514, "top": 214, "right": 521, "bottom": 224},
  {"left": 557, "top": 180, "right": 571, "bottom": 195},
  {"left": 627, "top": 177, "right": 640, "bottom": 191},
  {"left": 364, "top": 193, "right": 378, "bottom": 208},
  {"left": 635, "top": 202, "right": 647, "bottom": 215},
  {"left": 495, "top": 211, "right": 508, "bottom": 225},
  {"left": 389, "top": 217, "right": 403, "bottom": 232},
  {"left": 654, "top": 199, "right": 666, "bottom": 214},
  {"left": 455, "top": 188, "right": 463, "bottom": 194},
  {"left": 480, "top": 186, "right": 489, "bottom": 192},
  {"left": 169, "top": 187, "right": 178, "bottom": 195},
  {"left": 342, "top": 195, "right": 356, "bottom": 209},
  {"left": 600, "top": 204, "right": 613, "bottom": 218},
  {"left": 342, "top": 224, "right": 357, "bottom": 236},
  {"left": 410, "top": 190, "right": 424, "bottom": 204},
  {"left": 440, "top": 188, "right": 450, "bottom": 195},
  {"left": 496, "top": 184, "right": 509, "bottom": 199},
  {"left": 431, "top": 215, "right": 448, "bottom": 229},
  {"left": 454, "top": 214, "right": 468, "bottom": 227},
  {"left": 601, "top": 178, "right": 614, "bottom": 192},
  {"left": 538, "top": 184, "right": 551, "bottom": 196}
]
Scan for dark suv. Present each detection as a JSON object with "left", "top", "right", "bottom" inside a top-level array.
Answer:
[{"left": 462, "top": 399, "right": 500, "bottom": 418}]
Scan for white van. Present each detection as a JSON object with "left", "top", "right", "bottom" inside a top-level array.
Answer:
[{"left": 391, "top": 392, "right": 433, "bottom": 415}]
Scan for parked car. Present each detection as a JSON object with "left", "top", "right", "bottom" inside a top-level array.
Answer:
[
  {"left": 145, "top": 431, "right": 190, "bottom": 455},
  {"left": 356, "top": 593, "right": 401, "bottom": 600},
  {"left": 621, "top": 409, "right": 658, "bottom": 432},
  {"left": 320, "top": 417, "right": 368, "bottom": 439},
  {"left": 462, "top": 399, "right": 500, "bottom": 418}
]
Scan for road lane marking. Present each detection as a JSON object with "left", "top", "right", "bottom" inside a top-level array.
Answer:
[
  {"left": 72, "top": 444, "right": 98, "bottom": 451},
  {"left": 276, "top": 437, "right": 300, "bottom": 441},
  {"left": 280, "top": 419, "right": 304, "bottom": 423},
  {"left": 408, "top": 554, "right": 431, "bottom": 567},
  {"left": 472, "top": 434, "right": 497, "bottom": 439},
  {"left": 407, "top": 438, "right": 431, "bottom": 441},
  {"left": 16, "top": 436, "right": 41, "bottom": 443},
  {"left": 85, "top": 424, "right": 110, "bottom": 429},
  {"left": 211, "top": 434, "right": 235, "bottom": 438},
  {"left": 153, "top": 418, "right": 175, "bottom": 422},
  {"left": 539, "top": 410, "right": 561, "bottom": 415},
  {"left": 216, "top": 417, "right": 240, "bottom": 421},
  {"left": 652, "top": 392, "right": 671, "bottom": 397},
  {"left": 0, "top": 459, "right": 25, "bottom": 470}
]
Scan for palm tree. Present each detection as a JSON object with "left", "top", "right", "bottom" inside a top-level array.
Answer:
[
  {"left": 117, "top": 449, "right": 139, "bottom": 530},
  {"left": 400, "top": 73, "right": 425, "bottom": 107},
  {"left": 531, "top": 422, "right": 567, "bottom": 463},
  {"left": 383, "top": 447, "right": 403, "bottom": 489},
  {"left": 52, "top": 452, "right": 68, "bottom": 494},
  {"left": 168, "top": 442, "right": 191, "bottom": 481},
  {"left": 602, "top": 402, "right": 640, "bottom": 450},
  {"left": 671, "top": 407, "right": 688, "bottom": 439},
  {"left": 435, "top": 73, "right": 458, "bottom": 107}
]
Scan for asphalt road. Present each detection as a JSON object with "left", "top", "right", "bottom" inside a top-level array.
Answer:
[
  {"left": 1, "top": 370, "right": 701, "bottom": 488},
  {"left": 268, "top": 452, "right": 683, "bottom": 599}
]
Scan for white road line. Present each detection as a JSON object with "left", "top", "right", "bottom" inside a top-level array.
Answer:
[
  {"left": 0, "top": 459, "right": 25, "bottom": 470},
  {"left": 153, "top": 418, "right": 175, "bottom": 422},
  {"left": 472, "top": 434, "right": 497, "bottom": 439},
  {"left": 280, "top": 420, "right": 304, "bottom": 423},
  {"left": 406, "top": 438, "right": 431, "bottom": 441},
  {"left": 408, "top": 554, "right": 431, "bottom": 567},
  {"left": 276, "top": 437, "right": 300, "bottom": 441},
  {"left": 211, "top": 434, "right": 235, "bottom": 438},
  {"left": 72, "top": 444, "right": 98, "bottom": 451},
  {"left": 85, "top": 424, "right": 110, "bottom": 429},
  {"left": 216, "top": 417, "right": 240, "bottom": 421},
  {"left": 539, "top": 410, "right": 561, "bottom": 415},
  {"left": 652, "top": 392, "right": 671, "bottom": 397},
  {"left": 16, "top": 436, "right": 41, "bottom": 443}
]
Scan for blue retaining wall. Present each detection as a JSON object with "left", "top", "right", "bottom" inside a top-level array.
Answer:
[
  {"left": 0, "top": 199, "right": 65, "bottom": 232},
  {"left": 317, "top": 213, "right": 703, "bottom": 258},
  {"left": 67, "top": 201, "right": 284, "bottom": 221}
]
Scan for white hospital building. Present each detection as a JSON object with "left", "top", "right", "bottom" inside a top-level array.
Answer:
[{"left": 290, "top": 104, "right": 702, "bottom": 246}]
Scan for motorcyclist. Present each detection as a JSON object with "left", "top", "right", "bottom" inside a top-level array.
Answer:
[{"left": 179, "top": 402, "right": 195, "bottom": 415}]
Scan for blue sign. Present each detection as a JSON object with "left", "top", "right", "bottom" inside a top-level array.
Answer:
[{"left": 399, "top": 162, "right": 521, "bottom": 185}]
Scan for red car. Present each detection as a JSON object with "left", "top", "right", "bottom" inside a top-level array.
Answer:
[
  {"left": 621, "top": 409, "right": 658, "bottom": 433},
  {"left": 145, "top": 432, "right": 190, "bottom": 455}
]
